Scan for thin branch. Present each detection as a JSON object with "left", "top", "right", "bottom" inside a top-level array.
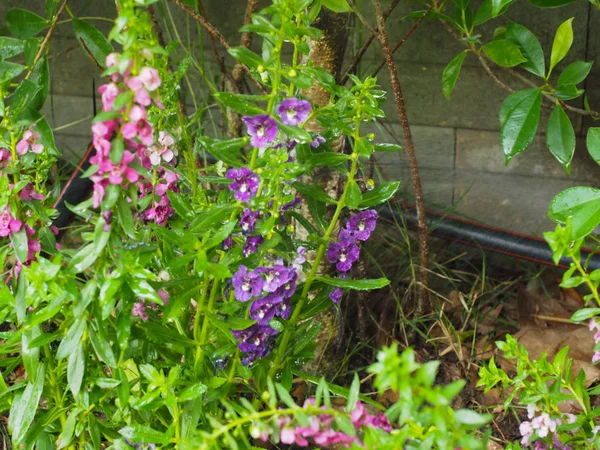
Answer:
[
  {"left": 25, "top": 0, "right": 69, "bottom": 80},
  {"left": 442, "top": 20, "right": 600, "bottom": 119},
  {"left": 170, "top": 0, "right": 266, "bottom": 93},
  {"left": 371, "top": 4, "right": 436, "bottom": 77},
  {"left": 348, "top": 1, "right": 379, "bottom": 38},
  {"left": 340, "top": 0, "right": 401, "bottom": 84},
  {"left": 371, "top": 0, "right": 431, "bottom": 317}
]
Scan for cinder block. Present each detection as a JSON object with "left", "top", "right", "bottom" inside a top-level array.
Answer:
[
  {"left": 456, "top": 128, "right": 600, "bottom": 183},
  {"left": 453, "top": 170, "right": 583, "bottom": 236}
]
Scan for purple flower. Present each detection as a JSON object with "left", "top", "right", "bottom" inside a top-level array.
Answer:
[
  {"left": 232, "top": 265, "right": 263, "bottom": 302},
  {"left": 243, "top": 235, "right": 264, "bottom": 257},
  {"left": 294, "top": 247, "right": 307, "bottom": 265},
  {"left": 240, "top": 208, "right": 259, "bottom": 234},
  {"left": 276, "top": 268, "right": 297, "bottom": 300},
  {"left": 250, "top": 293, "right": 282, "bottom": 324},
  {"left": 279, "top": 197, "right": 302, "bottom": 224},
  {"left": 277, "top": 98, "right": 312, "bottom": 126},
  {"left": 222, "top": 236, "right": 233, "bottom": 251},
  {"left": 327, "top": 238, "right": 360, "bottom": 272},
  {"left": 329, "top": 287, "right": 343, "bottom": 304},
  {"left": 232, "top": 323, "right": 279, "bottom": 365},
  {"left": 242, "top": 115, "right": 278, "bottom": 149},
  {"left": 226, "top": 167, "right": 260, "bottom": 202},
  {"left": 346, "top": 210, "right": 378, "bottom": 241},
  {"left": 310, "top": 134, "right": 326, "bottom": 148},
  {"left": 257, "top": 265, "right": 290, "bottom": 293}
]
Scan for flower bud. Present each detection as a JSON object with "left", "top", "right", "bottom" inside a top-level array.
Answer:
[
  {"left": 262, "top": 391, "right": 270, "bottom": 402},
  {"left": 366, "top": 133, "right": 375, "bottom": 141},
  {"left": 351, "top": 152, "right": 358, "bottom": 160},
  {"left": 366, "top": 179, "right": 375, "bottom": 191},
  {"left": 286, "top": 224, "right": 295, "bottom": 233},
  {"left": 288, "top": 69, "right": 297, "bottom": 78}
]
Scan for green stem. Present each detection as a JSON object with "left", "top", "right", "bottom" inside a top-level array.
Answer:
[{"left": 571, "top": 249, "right": 600, "bottom": 306}]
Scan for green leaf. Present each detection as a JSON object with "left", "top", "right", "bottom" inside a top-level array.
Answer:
[
  {"left": 56, "top": 407, "right": 82, "bottom": 449},
  {"left": 554, "top": 84, "right": 584, "bottom": 101},
  {"left": 10, "top": 227, "right": 29, "bottom": 264},
  {"left": 67, "top": 342, "right": 85, "bottom": 398},
  {"left": 549, "top": 18, "right": 574, "bottom": 77},
  {"left": 292, "top": 181, "right": 336, "bottom": 204},
  {"left": 481, "top": 40, "right": 527, "bottom": 67},
  {"left": 549, "top": 186, "right": 600, "bottom": 240},
  {"left": 358, "top": 181, "right": 400, "bottom": 208},
  {"left": 227, "top": 46, "right": 263, "bottom": 69},
  {"left": 316, "top": 276, "right": 390, "bottom": 290},
  {"left": 347, "top": 373, "right": 360, "bottom": 412},
  {"left": 88, "top": 326, "right": 117, "bottom": 368},
  {"left": 587, "top": 128, "right": 600, "bottom": 166},
  {"left": 9, "top": 364, "right": 46, "bottom": 445},
  {"left": 56, "top": 317, "right": 86, "bottom": 360},
  {"left": 374, "top": 143, "right": 403, "bottom": 152},
  {"left": 72, "top": 19, "right": 113, "bottom": 68},
  {"left": 21, "top": 326, "right": 41, "bottom": 380},
  {"left": 178, "top": 383, "right": 208, "bottom": 402},
  {"left": 506, "top": 22, "right": 545, "bottom": 77},
  {"left": 571, "top": 308, "right": 600, "bottom": 322},
  {"left": 528, "top": 0, "right": 577, "bottom": 7},
  {"left": 213, "top": 92, "right": 264, "bottom": 116},
  {"left": 7, "top": 9, "right": 48, "bottom": 39},
  {"left": 10, "top": 80, "right": 42, "bottom": 118},
  {"left": 119, "top": 425, "right": 169, "bottom": 445},
  {"left": 322, "top": 0, "right": 352, "bottom": 12},
  {"left": 0, "top": 61, "right": 25, "bottom": 84},
  {"left": 558, "top": 61, "right": 593, "bottom": 87},
  {"left": 346, "top": 181, "right": 362, "bottom": 209},
  {"left": 442, "top": 50, "right": 468, "bottom": 99},
  {"left": 117, "top": 196, "right": 136, "bottom": 238},
  {"left": 0, "top": 37, "right": 26, "bottom": 59},
  {"left": 546, "top": 106, "right": 575, "bottom": 172},
  {"left": 34, "top": 117, "right": 57, "bottom": 155},
  {"left": 454, "top": 409, "right": 491, "bottom": 428},
  {"left": 500, "top": 88, "right": 542, "bottom": 163},
  {"left": 307, "top": 152, "right": 351, "bottom": 167}
]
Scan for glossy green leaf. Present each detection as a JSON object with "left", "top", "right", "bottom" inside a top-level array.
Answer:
[
  {"left": 89, "top": 326, "right": 117, "bottom": 368},
  {"left": 571, "top": 308, "right": 600, "bottom": 322},
  {"left": 506, "top": 22, "right": 545, "bottom": 77},
  {"left": 213, "top": 92, "right": 264, "bottom": 116},
  {"left": 549, "top": 18, "right": 574, "bottom": 76},
  {"left": 119, "top": 425, "right": 169, "bottom": 445},
  {"left": 307, "top": 152, "right": 351, "bottom": 167},
  {"left": 67, "top": 342, "right": 85, "bottom": 398},
  {"left": 499, "top": 88, "right": 542, "bottom": 163},
  {"left": 322, "top": 0, "right": 352, "bottom": 12},
  {"left": 554, "top": 84, "right": 584, "bottom": 100},
  {"left": 358, "top": 181, "right": 400, "bottom": 208},
  {"left": 317, "top": 276, "right": 390, "bottom": 290},
  {"left": 117, "top": 196, "right": 136, "bottom": 238},
  {"left": 72, "top": 19, "right": 113, "bottom": 68},
  {"left": 346, "top": 181, "right": 362, "bottom": 209},
  {"left": 558, "top": 61, "right": 593, "bottom": 87},
  {"left": 10, "top": 227, "right": 29, "bottom": 264},
  {"left": 481, "top": 40, "right": 527, "bottom": 67},
  {"left": 292, "top": 181, "right": 336, "bottom": 204},
  {"left": 549, "top": 186, "right": 600, "bottom": 240},
  {"left": 0, "top": 61, "right": 25, "bottom": 84},
  {"left": 454, "top": 409, "right": 491, "bottom": 428},
  {"left": 442, "top": 51, "right": 468, "bottom": 99},
  {"left": 21, "top": 326, "right": 41, "bottom": 380},
  {"left": 546, "top": 105, "right": 575, "bottom": 172},
  {"left": 374, "top": 143, "right": 403, "bottom": 152},
  {"left": 474, "top": 0, "right": 516, "bottom": 25},
  {"left": 227, "top": 46, "right": 263, "bottom": 69},
  {"left": 7, "top": 9, "right": 48, "bottom": 39},
  {"left": 587, "top": 128, "right": 600, "bottom": 166},
  {"left": 56, "top": 407, "right": 83, "bottom": 449},
  {"left": 0, "top": 37, "right": 26, "bottom": 59},
  {"left": 10, "top": 80, "right": 42, "bottom": 117},
  {"left": 56, "top": 317, "right": 86, "bottom": 360},
  {"left": 529, "top": 0, "right": 577, "bottom": 7},
  {"left": 10, "top": 364, "right": 45, "bottom": 445}
]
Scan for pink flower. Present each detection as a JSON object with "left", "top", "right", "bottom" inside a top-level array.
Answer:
[
  {"left": 139, "top": 67, "right": 161, "bottom": 91},
  {"left": 132, "top": 302, "right": 148, "bottom": 321},
  {"left": 107, "top": 151, "right": 139, "bottom": 185},
  {"left": 0, "top": 207, "right": 22, "bottom": 237},
  {"left": 157, "top": 289, "right": 169, "bottom": 306},
  {"left": 106, "top": 52, "right": 119, "bottom": 68},
  {"left": 98, "top": 83, "right": 120, "bottom": 111},
  {"left": 0, "top": 148, "right": 10, "bottom": 167},
  {"left": 92, "top": 178, "right": 108, "bottom": 209},
  {"left": 593, "top": 351, "right": 600, "bottom": 363},
  {"left": 147, "top": 131, "right": 176, "bottom": 166},
  {"left": 590, "top": 318, "right": 600, "bottom": 332},
  {"left": 121, "top": 106, "right": 154, "bottom": 146},
  {"left": 19, "top": 183, "right": 44, "bottom": 201},
  {"left": 16, "top": 127, "right": 43, "bottom": 155}
]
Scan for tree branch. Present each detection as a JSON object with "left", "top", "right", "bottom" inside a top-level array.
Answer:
[
  {"left": 371, "top": 4, "right": 435, "bottom": 78},
  {"left": 370, "top": 0, "right": 431, "bottom": 318},
  {"left": 340, "top": 0, "right": 401, "bottom": 84}
]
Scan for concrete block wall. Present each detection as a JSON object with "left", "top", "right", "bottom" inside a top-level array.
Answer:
[{"left": 1, "top": 0, "right": 599, "bottom": 236}]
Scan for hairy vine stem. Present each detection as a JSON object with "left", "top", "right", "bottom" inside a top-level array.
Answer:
[{"left": 369, "top": 0, "right": 431, "bottom": 318}]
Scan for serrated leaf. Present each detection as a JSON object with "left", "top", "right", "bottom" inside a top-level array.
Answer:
[{"left": 549, "top": 186, "right": 600, "bottom": 240}]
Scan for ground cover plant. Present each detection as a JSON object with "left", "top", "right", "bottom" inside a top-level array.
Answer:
[{"left": 0, "top": 0, "right": 600, "bottom": 448}]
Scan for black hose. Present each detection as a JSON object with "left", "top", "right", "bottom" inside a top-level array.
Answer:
[{"left": 380, "top": 204, "right": 600, "bottom": 272}]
